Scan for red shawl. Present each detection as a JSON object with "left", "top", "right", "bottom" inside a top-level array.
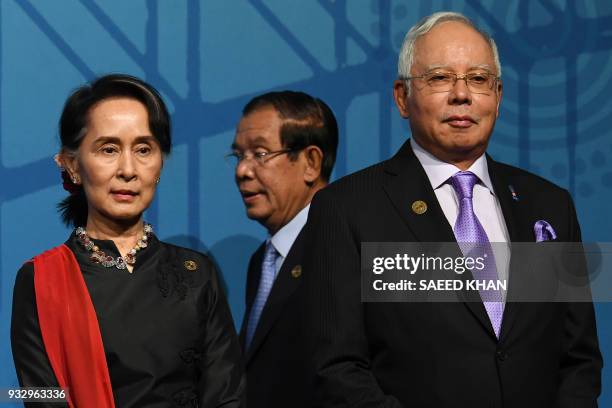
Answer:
[{"left": 33, "top": 244, "right": 115, "bottom": 408}]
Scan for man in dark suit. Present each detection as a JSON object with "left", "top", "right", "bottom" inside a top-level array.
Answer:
[
  {"left": 230, "top": 91, "right": 338, "bottom": 408},
  {"left": 303, "top": 11, "right": 602, "bottom": 408}
]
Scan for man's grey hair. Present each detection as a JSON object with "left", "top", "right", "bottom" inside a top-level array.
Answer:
[{"left": 398, "top": 12, "right": 501, "bottom": 93}]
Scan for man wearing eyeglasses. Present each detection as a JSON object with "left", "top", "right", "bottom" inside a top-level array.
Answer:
[
  {"left": 230, "top": 90, "right": 338, "bottom": 408},
  {"left": 303, "top": 11, "right": 602, "bottom": 408}
]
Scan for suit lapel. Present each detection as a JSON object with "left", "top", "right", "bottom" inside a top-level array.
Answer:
[
  {"left": 487, "top": 157, "right": 533, "bottom": 341},
  {"left": 382, "top": 141, "right": 456, "bottom": 243},
  {"left": 487, "top": 159, "right": 533, "bottom": 243},
  {"left": 487, "top": 156, "right": 521, "bottom": 243},
  {"left": 245, "top": 229, "right": 307, "bottom": 364},
  {"left": 383, "top": 141, "right": 496, "bottom": 338}
]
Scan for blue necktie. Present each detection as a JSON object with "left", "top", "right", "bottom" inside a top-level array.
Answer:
[
  {"left": 246, "top": 240, "right": 278, "bottom": 350},
  {"left": 450, "top": 171, "right": 505, "bottom": 338}
]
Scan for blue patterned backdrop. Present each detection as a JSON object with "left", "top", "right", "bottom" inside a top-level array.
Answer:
[{"left": 1, "top": 0, "right": 610, "bottom": 403}]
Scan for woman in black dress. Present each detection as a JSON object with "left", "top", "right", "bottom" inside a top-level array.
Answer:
[{"left": 11, "top": 74, "right": 244, "bottom": 407}]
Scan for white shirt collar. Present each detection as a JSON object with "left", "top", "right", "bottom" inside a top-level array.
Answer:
[
  {"left": 410, "top": 138, "right": 495, "bottom": 194},
  {"left": 270, "top": 204, "right": 310, "bottom": 259}
]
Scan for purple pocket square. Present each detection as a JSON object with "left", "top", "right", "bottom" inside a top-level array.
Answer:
[{"left": 534, "top": 220, "right": 557, "bottom": 242}]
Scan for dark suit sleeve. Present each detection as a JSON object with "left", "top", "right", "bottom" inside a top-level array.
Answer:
[
  {"left": 303, "top": 192, "right": 404, "bottom": 408},
  {"left": 11, "top": 262, "right": 69, "bottom": 407},
  {"left": 556, "top": 192, "right": 603, "bottom": 408},
  {"left": 198, "top": 257, "right": 246, "bottom": 408}
]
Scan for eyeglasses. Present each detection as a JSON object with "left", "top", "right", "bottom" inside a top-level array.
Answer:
[
  {"left": 401, "top": 71, "right": 500, "bottom": 94},
  {"left": 225, "top": 148, "right": 297, "bottom": 167}
]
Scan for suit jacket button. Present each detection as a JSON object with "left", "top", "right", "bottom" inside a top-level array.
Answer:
[{"left": 496, "top": 350, "right": 508, "bottom": 361}]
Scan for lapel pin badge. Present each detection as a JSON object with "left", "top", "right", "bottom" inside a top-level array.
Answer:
[
  {"left": 184, "top": 260, "right": 198, "bottom": 271},
  {"left": 508, "top": 185, "right": 519, "bottom": 201},
  {"left": 291, "top": 265, "right": 302, "bottom": 279},
  {"left": 411, "top": 200, "right": 427, "bottom": 215}
]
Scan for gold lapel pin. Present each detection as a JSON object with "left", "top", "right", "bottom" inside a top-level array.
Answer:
[
  {"left": 184, "top": 260, "right": 198, "bottom": 271},
  {"left": 291, "top": 265, "right": 302, "bottom": 279},
  {"left": 411, "top": 200, "right": 427, "bottom": 215}
]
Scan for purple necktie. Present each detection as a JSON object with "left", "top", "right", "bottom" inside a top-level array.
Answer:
[{"left": 450, "top": 171, "right": 504, "bottom": 338}]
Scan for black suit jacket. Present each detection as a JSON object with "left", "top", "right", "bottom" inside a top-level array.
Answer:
[
  {"left": 303, "top": 140, "right": 602, "bottom": 408},
  {"left": 240, "top": 229, "right": 312, "bottom": 408}
]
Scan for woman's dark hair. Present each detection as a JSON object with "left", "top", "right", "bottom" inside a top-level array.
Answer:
[
  {"left": 58, "top": 74, "right": 171, "bottom": 227},
  {"left": 242, "top": 91, "right": 338, "bottom": 181}
]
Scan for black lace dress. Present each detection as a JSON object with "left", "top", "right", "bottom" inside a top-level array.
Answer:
[{"left": 11, "top": 232, "right": 245, "bottom": 407}]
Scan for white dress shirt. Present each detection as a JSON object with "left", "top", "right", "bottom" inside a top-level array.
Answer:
[
  {"left": 410, "top": 138, "right": 511, "bottom": 283},
  {"left": 269, "top": 204, "right": 310, "bottom": 277}
]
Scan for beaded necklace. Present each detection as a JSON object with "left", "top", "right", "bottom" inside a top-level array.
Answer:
[{"left": 75, "top": 223, "right": 153, "bottom": 270}]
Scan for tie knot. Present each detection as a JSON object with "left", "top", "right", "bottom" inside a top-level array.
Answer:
[
  {"left": 263, "top": 240, "right": 279, "bottom": 263},
  {"left": 450, "top": 171, "right": 479, "bottom": 199}
]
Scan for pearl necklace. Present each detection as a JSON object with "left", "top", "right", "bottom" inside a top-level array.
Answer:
[{"left": 75, "top": 223, "right": 153, "bottom": 270}]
